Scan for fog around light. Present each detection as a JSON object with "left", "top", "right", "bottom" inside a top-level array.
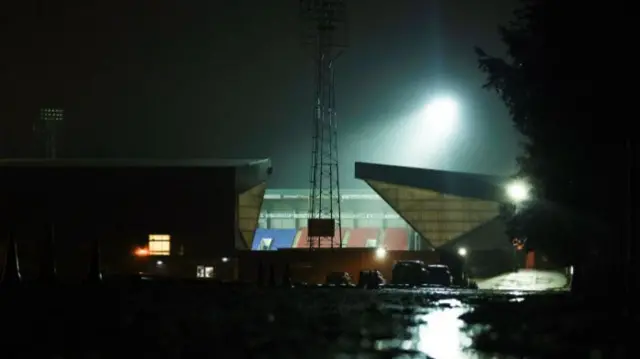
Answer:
[
  {"left": 421, "top": 97, "right": 459, "bottom": 134},
  {"left": 506, "top": 180, "right": 531, "bottom": 203},
  {"left": 396, "top": 95, "right": 461, "bottom": 167},
  {"left": 375, "top": 247, "right": 387, "bottom": 259}
]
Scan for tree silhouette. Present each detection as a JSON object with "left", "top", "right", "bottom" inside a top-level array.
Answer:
[{"left": 476, "top": 0, "right": 630, "bottom": 293}]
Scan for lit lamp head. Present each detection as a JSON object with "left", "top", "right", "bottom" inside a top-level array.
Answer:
[
  {"left": 506, "top": 179, "right": 531, "bottom": 204},
  {"left": 134, "top": 247, "right": 149, "bottom": 257},
  {"left": 375, "top": 247, "right": 387, "bottom": 260}
]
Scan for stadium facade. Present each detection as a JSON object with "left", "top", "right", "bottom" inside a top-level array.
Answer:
[
  {"left": 354, "top": 162, "right": 510, "bottom": 249},
  {"left": 0, "top": 158, "right": 271, "bottom": 280},
  {"left": 354, "top": 161, "right": 516, "bottom": 277},
  {"left": 245, "top": 162, "right": 516, "bottom": 281},
  {"left": 251, "top": 162, "right": 512, "bottom": 253}
]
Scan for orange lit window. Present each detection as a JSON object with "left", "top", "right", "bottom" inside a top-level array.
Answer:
[{"left": 148, "top": 234, "right": 171, "bottom": 256}]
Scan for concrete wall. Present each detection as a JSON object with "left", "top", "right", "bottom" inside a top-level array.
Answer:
[{"left": 236, "top": 249, "right": 440, "bottom": 284}]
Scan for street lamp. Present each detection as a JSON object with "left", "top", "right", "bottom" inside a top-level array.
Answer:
[
  {"left": 134, "top": 247, "right": 149, "bottom": 257},
  {"left": 375, "top": 247, "right": 387, "bottom": 260},
  {"left": 457, "top": 247, "right": 467, "bottom": 257},
  {"left": 506, "top": 179, "right": 531, "bottom": 204}
]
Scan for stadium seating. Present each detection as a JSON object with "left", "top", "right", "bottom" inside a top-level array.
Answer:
[
  {"left": 251, "top": 228, "right": 297, "bottom": 250},
  {"left": 382, "top": 228, "right": 409, "bottom": 250},
  {"left": 294, "top": 227, "right": 347, "bottom": 248},
  {"left": 346, "top": 228, "right": 380, "bottom": 248},
  {"left": 252, "top": 227, "right": 410, "bottom": 250}
]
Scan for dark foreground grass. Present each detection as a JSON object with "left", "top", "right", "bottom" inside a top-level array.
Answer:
[
  {"left": 460, "top": 293, "right": 636, "bottom": 358},
  {"left": 0, "top": 280, "right": 631, "bottom": 359}
]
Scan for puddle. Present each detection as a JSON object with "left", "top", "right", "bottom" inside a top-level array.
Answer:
[{"left": 374, "top": 299, "right": 502, "bottom": 358}]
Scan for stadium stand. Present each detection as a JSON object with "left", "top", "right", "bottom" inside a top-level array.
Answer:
[
  {"left": 346, "top": 228, "right": 380, "bottom": 248},
  {"left": 251, "top": 228, "right": 297, "bottom": 250},
  {"left": 293, "top": 227, "right": 347, "bottom": 248},
  {"left": 382, "top": 228, "right": 410, "bottom": 250}
]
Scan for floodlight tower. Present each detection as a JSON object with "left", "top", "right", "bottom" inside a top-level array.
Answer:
[{"left": 300, "top": 0, "right": 348, "bottom": 249}]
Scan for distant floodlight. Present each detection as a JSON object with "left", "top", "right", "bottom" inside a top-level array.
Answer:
[
  {"left": 221, "top": 257, "right": 229, "bottom": 263},
  {"left": 422, "top": 97, "right": 459, "bottom": 130},
  {"left": 375, "top": 247, "right": 387, "bottom": 260},
  {"left": 506, "top": 180, "right": 531, "bottom": 203},
  {"left": 458, "top": 247, "right": 467, "bottom": 257}
]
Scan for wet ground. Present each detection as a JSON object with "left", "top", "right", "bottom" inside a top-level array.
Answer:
[
  {"left": 0, "top": 282, "right": 633, "bottom": 359},
  {"left": 476, "top": 270, "right": 568, "bottom": 291}
]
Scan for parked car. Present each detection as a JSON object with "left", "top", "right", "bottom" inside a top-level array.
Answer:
[
  {"left": 357, "top": 269, "right": 385, "bottom": 288},
  {"left": 425, "top": 264, "right": 454, "bottom": 286},
  {"left": 391, "top": 260, "right": 429, "bottom": 286},
  {"left": 325, "top": 271, "right": 354, "bottom": 286},
  {"left": 391, "top": 261, "right": 454, "bottom": 287}
]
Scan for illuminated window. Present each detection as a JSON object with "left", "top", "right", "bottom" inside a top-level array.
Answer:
[
  {"left": 148, "top": 234, "right": 171, "bottom": 256},
  {"left": 196, "top": 265, "right": 215, "bottom": 278}
]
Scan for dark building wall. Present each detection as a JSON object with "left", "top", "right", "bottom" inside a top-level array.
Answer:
[
  {"left": 439, "top": 218, "right": 514, "bottom": 278},
  {"left": 440, "top": 217, "right": 511, "bottom": 253},
  {"left": 236, "top": 249, "right": 440, "bottom": 284},
  {"left": 0, "top": 165, "right": 237, "bottom": 280}
]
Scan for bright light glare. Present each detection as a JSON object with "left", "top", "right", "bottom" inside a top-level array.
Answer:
[
  {"left": 375, "top": 247, "right": 387, "bottom": 260},
  {"left": 422, "top": 97, "right": 458, "bottom": 132},
  {"left": 417, "top": 302, "right": 474, "bottom": 357},
  {"left": 134, "top": 247, "right": 149, "bottom": 257},
  {"left": 506, "top": 180, "right": 531, "bottom": 203},
  {"left": 221, "top": 257, "right": 229, "bottom": 263},
  {"left": 156, "top": 260, "right": 163, "bottom": 266},
  {"left": 457, "top": 247, "right": 467, "bottom": 257},
  {"left": 392, "top": 95, "right": 462, "bottom": 168}
]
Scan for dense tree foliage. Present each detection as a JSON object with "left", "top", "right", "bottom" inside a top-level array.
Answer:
[{"left": 476, "top": 0, "right": 629, "bottom": 288}]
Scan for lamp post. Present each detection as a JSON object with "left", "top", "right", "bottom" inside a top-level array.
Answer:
[{"left": 505, "top": 179, "right": 532, "bottom": 271}]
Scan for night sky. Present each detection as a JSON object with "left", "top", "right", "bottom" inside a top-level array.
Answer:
[{"left": 2, "top": 0, "right": 520, "bottom": 188}]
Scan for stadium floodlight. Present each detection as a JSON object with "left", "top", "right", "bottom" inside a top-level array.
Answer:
[
  {"left": 457, "top": 247, "right": 467, "bottom": 257},
  {"left": 506, "top": 179, "right": 531, "bottom": 203},
  {"left": 375, "top": 247, "right": 387, "bottom": 260},
  {"left": 421, "top": 97, "right": 459, "bottom": 134},
  {"left": 393, "top": 94, "right": 462, "bottom": 168}
]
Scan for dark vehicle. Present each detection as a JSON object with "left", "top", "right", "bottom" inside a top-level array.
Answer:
[
  {"left": 391, "top": 260, "right": 429, "bottom": 286},
  {"left": 425, "top": 264, "right": 454, "bottom": 286},
  {"left": 325, "top": 271, "right": 354, "bottom": 286},
  {"left": 391, "top": 261, "right": 454, "bottom": 287},
  {"left": 357, "top": 269, "right": 385, "bottom": 288}
]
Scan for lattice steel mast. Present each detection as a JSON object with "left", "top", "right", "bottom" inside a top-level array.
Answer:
[{"left": 300, "top": 0, "right": 347, "bottom": 249}]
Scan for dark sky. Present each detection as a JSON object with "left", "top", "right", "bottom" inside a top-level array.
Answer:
[{"left": 2, "top": 0, "right": 520, "bottom": 188}]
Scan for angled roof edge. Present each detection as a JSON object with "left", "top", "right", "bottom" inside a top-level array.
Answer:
[
  {"left": 264, "top": 188, "right": 378, "bottom": 196},
  {"left": 355, "top": 161, "right": 507, "bottom": 202},
  {"left": 0, "top": 158, "right": 271, "bottom": 168}
]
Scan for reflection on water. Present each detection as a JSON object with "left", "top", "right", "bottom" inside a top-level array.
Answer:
[
  {"left": 375, "top": 298, "right": 496, "bottom": 358},
  {"left": 417, "top": 300, "right": 474, "bottom": 358}
]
